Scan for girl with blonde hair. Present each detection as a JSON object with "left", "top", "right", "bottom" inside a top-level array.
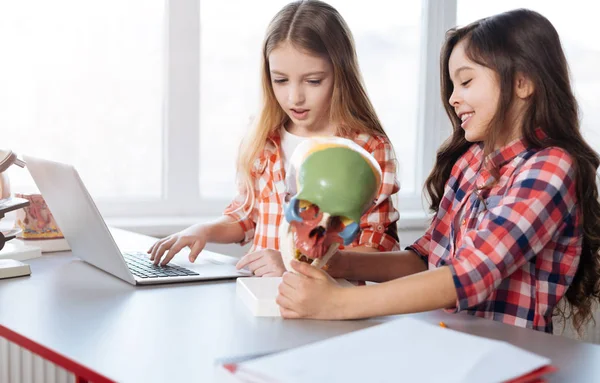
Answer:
[{"left": 149, "top": 0, "right": 400, "bottom": 276}]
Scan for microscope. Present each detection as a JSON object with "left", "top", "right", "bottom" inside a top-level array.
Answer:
[{"left": 0, "top": 149, "right": 29, "bottom": 252}]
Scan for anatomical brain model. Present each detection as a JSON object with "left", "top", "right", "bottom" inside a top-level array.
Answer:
[{"left": 279, "top": 136, "right": 382, "bottom": 272}]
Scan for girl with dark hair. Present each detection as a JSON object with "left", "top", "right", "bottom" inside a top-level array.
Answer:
[{"left": 278, "top": 8, "right": 600, "bottom": 335}]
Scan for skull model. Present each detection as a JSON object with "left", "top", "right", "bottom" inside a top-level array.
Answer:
[{"left": 279, "top": 137, "right": 382, "bottom": 271}]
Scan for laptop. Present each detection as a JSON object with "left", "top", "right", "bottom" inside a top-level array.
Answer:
[{"left": 24, "top": 155, "right": 251, "bottom": 285}]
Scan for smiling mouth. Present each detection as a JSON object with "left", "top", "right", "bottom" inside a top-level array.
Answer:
[{"left": 460, "top": 112, "right": 474, "bottom": 127}]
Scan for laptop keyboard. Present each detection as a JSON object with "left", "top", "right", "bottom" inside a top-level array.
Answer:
[{"left": 122, "top": 251, "right": 199, "bottom": 279}]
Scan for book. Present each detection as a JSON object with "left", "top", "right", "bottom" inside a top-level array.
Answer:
[
  {"left": 217, "top": 317, "right": 557, "bottom": 383},
  {"left": 0, "top": 259, "right": 31, "bottom": 279},
  {"left": 0, "top": 241, "right": 42, "bottom": 262},
  {"left": 215, "top": 351, "right": 282, "bottom": 383},
  {"left": 13, "top": 238, "right": 70, "bottom": 253}
]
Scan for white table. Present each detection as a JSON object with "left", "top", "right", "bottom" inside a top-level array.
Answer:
[{"left": 1, "top": 229, "right": 599, "bottom": 382}]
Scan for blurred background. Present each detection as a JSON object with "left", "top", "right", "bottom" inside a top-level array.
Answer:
[{"left": 0, "top": 0, "right": 597, "bottom": 246}]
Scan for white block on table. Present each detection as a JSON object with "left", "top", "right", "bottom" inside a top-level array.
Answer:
[{"left": 237, "top": 276, "right": 354, "bottom": 317}]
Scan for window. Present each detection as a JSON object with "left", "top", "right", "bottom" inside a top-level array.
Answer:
[
  {"left": 3, "top": 2, "right": 597, "bottom": 233},
  {"left": 198, "top": 1, "right": 285, "bottom": 199},
  {"left": 199, "top": 0, "right": 423, "bottom": 199},
  {"left": 338, "top": 1, "right": 422, "bottom": 194},
  {"left": 0, "top": 1, "right": 165, "bottom": 200},
  {"left": 457, "top": 1, "right": 600, "bottom": 150},
  {"left": 1, "top": 1, "right": 478, "bottom": 230}
]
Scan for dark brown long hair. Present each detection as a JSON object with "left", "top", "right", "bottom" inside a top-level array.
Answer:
[{"left": 427, "top": 8, "right": 600, "bottom": 333}]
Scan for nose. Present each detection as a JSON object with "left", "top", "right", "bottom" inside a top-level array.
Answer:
[
  {"left": 288, "top": 84, "right": 305, "bottom": 105},
  {"left": 448, "top": 88, "right": 460, "bottom": 108}
]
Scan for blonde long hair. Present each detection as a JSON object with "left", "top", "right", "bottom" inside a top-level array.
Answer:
[{"left": 236, "top": 0, "right": 390, "bottom": 210}]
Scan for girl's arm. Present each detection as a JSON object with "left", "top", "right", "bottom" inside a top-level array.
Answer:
[
  {"left": 223, "top": 189, "right": 258, "bottom": 247},
  {"left": 148, "top": 215, "right": 246, "bottom": 265},
  {"left": 277, "top": 260, "right": 456, "bottom": 320},
  {"left": 327, "top": 249, "right": 428, "bottom": 282},
  {"left": 278, "top": 148, "right": 579, "bottom": 319},
  {"left": 337, "top": 267, "right": 457, "bottom": 319},
  {"left": 198, "top": 215, "right": 246, "bottom": 244}
]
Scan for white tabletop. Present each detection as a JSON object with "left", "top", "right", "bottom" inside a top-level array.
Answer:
[{"left": 1, "top": 229, "right": 599, "bottom": 382}]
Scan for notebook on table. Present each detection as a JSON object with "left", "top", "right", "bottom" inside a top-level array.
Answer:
[{"left": 216, "top": 317, "right": 556, "bottom": 383}]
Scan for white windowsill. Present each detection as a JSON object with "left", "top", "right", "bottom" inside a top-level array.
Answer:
[{"left": 105, "top": 209, "right": 432, "bottom": 238}]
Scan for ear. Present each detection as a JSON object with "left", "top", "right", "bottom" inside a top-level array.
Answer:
[{"left": 515, "top": 72, "right": 534, "bottom": 99}]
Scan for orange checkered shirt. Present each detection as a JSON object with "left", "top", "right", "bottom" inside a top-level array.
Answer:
[{"left": 224, "top": 129, "right": 400, "bottom": 253}]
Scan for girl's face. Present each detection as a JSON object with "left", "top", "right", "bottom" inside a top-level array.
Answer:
[
  {"left": 447, "top": 40, "right": 500, "bottom": 143},
  {"left": 269, "top": 42, "right": 335, "bottom": 136}
]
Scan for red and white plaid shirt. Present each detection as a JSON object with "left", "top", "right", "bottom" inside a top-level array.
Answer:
[
  {"left": 408, "top": 135, "right": 581, "bottom": 333},
  {"left": 224, "top": 130, "right": 400, "bottom": 253}
]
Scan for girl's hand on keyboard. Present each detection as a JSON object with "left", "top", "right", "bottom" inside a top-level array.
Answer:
[
  {"left": 148, "top": 225, "right": 208, "bottom": 266},
  {"left": 235, "top": 249, "right": 286, "bottom": 277}
]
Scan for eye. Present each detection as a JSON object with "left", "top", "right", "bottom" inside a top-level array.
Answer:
[
  {"left": 307, "top": 79, "right": 322, "bottom": 85},
  {"left": 461, "top": 79, "right": 472, "bottom": 87},
  {"left": 273, "top": 78, "right": 288, "bottom": 84}
]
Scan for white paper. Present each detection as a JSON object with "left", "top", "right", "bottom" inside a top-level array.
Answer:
[{"left": 234, "top": 317, "right": 551, "bottom": 383}]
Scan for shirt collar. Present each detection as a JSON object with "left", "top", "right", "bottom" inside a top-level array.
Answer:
[
  {"left": 267, "top": 125, "right": 354, "bottom": 146},
  {"left": 485, "top": 128, "right": 546, "bottom": 169}
]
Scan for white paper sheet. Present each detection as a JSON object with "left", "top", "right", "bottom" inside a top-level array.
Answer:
[{"left": 228, "top": 317, "right": 551, "bottom": 383}]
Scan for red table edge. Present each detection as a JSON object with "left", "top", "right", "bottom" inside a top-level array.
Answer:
[{"left": 0, "top": 325, "right": 115, "bottom": 383}]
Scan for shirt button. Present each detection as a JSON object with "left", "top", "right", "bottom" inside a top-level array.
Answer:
[
  {"left": 462, "top": 219, "right": 467, "bottom": 226},
  {"left": 376, "top": 224, "right": 385, "bottom": 233}
]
